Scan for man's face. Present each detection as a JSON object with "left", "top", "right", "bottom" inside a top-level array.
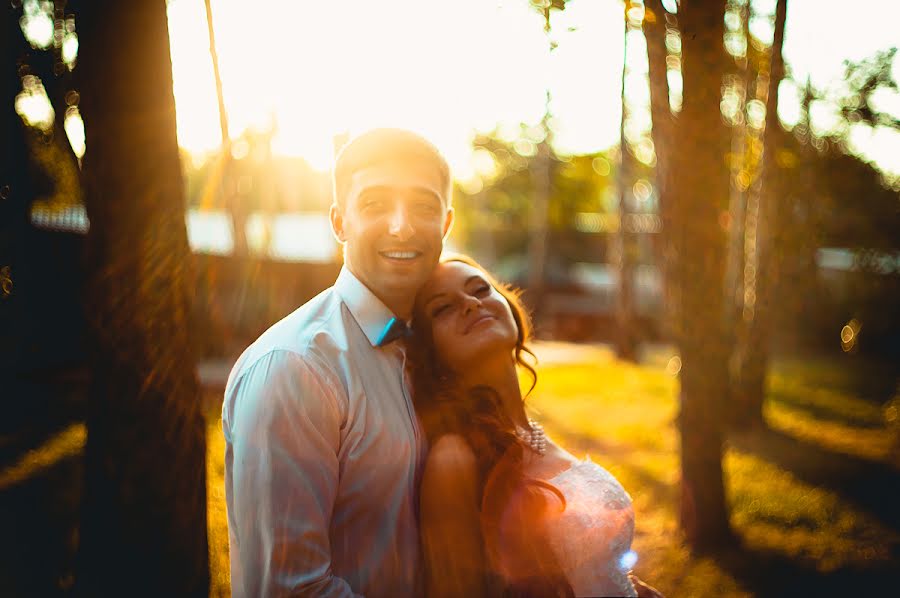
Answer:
[{"left": 331, "top": 159, "right": 454, "bottom": 317}]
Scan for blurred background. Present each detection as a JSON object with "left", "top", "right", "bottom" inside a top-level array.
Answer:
[{"left": 1, "top": 0, "right": 898, "bottom": 596}]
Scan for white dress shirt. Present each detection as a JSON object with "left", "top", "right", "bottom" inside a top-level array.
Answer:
[{"left": 222, "top": 267, "right": 424, "bottom": 597}]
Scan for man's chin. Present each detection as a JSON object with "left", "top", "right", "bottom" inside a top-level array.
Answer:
[
  {"left": 382, "top": 270, "right": 427, "bottom": 289},
  {"left": 377, "top": 270, "right": 430, "bottom": 296}
]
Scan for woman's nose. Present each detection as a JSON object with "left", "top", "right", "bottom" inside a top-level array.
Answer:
[{"left": 462, "top": 294, "right": 481, "bottom": 313}]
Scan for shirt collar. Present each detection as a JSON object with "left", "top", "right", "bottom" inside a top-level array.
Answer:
[{"left": 334, "top": 266, "right": 401, "bottom": 347}]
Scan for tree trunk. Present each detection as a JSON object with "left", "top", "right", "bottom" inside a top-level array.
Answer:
[
  {"left": 669, "top": 0, "right": 734, "bottom": 551},
  {"left": 733, "top": 0, "right": 788, "bottom": 428},
  {"left": 723, "top": 0, "right": 752, "bottom": 347},
  {"left": 614, "top": 13, "right": 637, "bottom": 362},
  {"left": 528, "top": 136, "right": 550, "bottom": 313},
  {"left": 76, "top": 1, "right": 209, "bottom": 594},
  {"left": 203, "top": 0, "right": 248, "bottom": 258},
  {"left": 644, "top": 0, "right": 676, "bottom": 338},
  {"left": 527, "top": 6, "right": 554, "bottom": 319}
]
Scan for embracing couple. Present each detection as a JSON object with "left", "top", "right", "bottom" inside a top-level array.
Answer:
[{"left": 222, "top": 129, "right": 662, "bottom": 597}]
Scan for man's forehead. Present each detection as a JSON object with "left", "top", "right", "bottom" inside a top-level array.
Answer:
[{"left": 348, "top": 161, "right": 446, "bottom": 196}]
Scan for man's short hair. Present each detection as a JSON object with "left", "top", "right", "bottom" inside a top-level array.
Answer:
[{"left": 332, "top": 128, "right": 452, "bottom": 208}]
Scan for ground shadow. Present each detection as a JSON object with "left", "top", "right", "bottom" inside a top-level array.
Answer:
[
  {"left": 729, "top": 426, "right": 900, "bottom": 531},
  {"left": 0, "top": 452, "right": 82, "bottom": 597},
  {"left": 766, "top": 385, "right": 885, "bottom": 428},
  {"left": 0, "top": 373, "right": 88, "bottom": 597},
  {"left": 771, "top": 352, "right": 899, "bottom": 406},
  {"left": 1, "top": 369, "right": 88, "bottom": 468},
  {"left": 714, "top": 541, "right": 900, "bottom": 598}
]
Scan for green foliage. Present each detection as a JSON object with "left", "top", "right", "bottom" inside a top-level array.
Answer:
[
  {"left": 455, "top": 128, "right": 619, "bottom": 272},
  {"left": 838, "top": 48, "right": 900, "bottom": 132}
]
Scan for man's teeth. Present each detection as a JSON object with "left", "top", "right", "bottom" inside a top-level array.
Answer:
[{"left": 382, "top": 251, "right": 418, "bottom": 259}]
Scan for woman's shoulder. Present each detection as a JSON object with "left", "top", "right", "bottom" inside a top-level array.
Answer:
[
  {"left": 421, "top": 434, "right": 480, "bottom": 509},
  {"left": 426, "top": 433, "right": 478, "bottom": 471}
]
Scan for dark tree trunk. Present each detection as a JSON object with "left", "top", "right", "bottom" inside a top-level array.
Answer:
[
  {"left": 644, "top": 0, "right": 676, "bottom": 337},
  {"left": 75, "top": 1, "right": 209, "bottom": 595},
  {"left": 733, "top": 0, "right": 788, "bottom": 428},
  {"left": 669, "top": 0, "right": 734, "bottom": 551}
]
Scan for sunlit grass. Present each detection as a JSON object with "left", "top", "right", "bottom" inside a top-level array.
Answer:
[
  {"left": 766, "top": 357, "right": 896, "bottom": 462},
  {"left": 526, "top": 345, "right": 898, "bottom": 597},
  {"left": 204, "top": 345, "right": 899, "bottom": 597},
  {"left": 0, "top": 422, "right": 85, "bottom": 491},
  {"left": 528, "top": 355, "right": 751, "bottom": 597},
  {"left": 765, "top": 403, "right": 893, "bottom": 462},
  {"left": 205, "top": 408, "right": 230, "bottom": 598},
  {"left": 727, "top": 451, "right": 897, "bottom": 571}
]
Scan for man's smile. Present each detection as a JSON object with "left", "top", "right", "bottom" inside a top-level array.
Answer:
[{"left": 379, "top": 250, "right": 422, "bottom": 261}]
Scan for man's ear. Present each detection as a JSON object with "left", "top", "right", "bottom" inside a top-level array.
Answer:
[
  {"left": 330, "top": 203, "right": 346, "bottom": 243},
  {"left": 442, "top": 207, "right": 455, "bottom": 239}
]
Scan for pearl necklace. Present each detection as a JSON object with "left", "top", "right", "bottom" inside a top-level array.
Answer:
[{"left": 518, "top": 419, "right": 547, "bottom": 456}]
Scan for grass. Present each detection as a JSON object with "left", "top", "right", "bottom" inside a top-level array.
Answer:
[
  {"left": 1, "top": 346, "right": 895, "bottom": 595},
  {"left": 206, "top": 411, "right": 230, "bottom": 598},
  {"left": 204, "top": 346, "right": 900, "bottom": 596},
  {"left": 0, "top": 423, "right": 85, "bottom": 492}
]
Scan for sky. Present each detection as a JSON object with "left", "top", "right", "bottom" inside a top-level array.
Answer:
[{"left": 164, "top": 0, "right": 900, "bottom": 180}]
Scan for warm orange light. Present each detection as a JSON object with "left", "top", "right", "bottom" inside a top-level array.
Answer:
[{"left": 165, "top": 0, "right": 625, "bottom": 179}]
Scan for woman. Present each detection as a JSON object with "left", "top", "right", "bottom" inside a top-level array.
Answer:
[{"left": 410, "top": 255, "right": 661, "bottom": 598}]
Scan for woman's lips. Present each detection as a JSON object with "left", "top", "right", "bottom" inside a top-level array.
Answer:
[{"left": 465, "top": 314, "right": 495, "bottom": 334}]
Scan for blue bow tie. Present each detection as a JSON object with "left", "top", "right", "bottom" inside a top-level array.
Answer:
[{"left": 377, "top": 317, "right": 412, "bottom": 346}]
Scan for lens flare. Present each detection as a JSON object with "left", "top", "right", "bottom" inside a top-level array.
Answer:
[{"left": 619, "top": 549, "right": 638, "bottom": 571}]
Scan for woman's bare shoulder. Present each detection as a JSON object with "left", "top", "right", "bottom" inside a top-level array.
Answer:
[
  {"left": 426, "top": 433, "right": 478, "bottom": 472},
  {"left": 421, "top": 434, "right": 480, "bottom": 511}
]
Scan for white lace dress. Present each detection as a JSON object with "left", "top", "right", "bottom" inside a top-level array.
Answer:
[{"left": 544, "top": 458, "right": 638, "bottom": 597}]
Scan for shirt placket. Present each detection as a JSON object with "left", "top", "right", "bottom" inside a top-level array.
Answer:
[{"left": 394, "top": 343, "right": 420, "bottom": 446}]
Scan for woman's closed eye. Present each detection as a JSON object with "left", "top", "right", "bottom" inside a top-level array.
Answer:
[{"left": 431, "top": 303, "right": 452, "bottom": 318}]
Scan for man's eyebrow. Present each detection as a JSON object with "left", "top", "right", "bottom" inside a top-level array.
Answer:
[
  {"left": 358, "top": 185, "right": 391, "bottom": 196},
  {"left": 408, "top": 187, "right": 442, "bottom": 201},
  {"left": 359, "top": 184, "right": 439, "bottom": 194},
  {"left": 358, "top": 185, "right": 443, "bottom": 204}
]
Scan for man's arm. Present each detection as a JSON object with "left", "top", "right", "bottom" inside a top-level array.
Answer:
[{"left": 225, "top": 349, "right": 360, "bottom": 597}]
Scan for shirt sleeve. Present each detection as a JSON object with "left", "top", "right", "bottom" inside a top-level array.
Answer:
[{"left": 225, "top": 349, "right": 361, "bottom": 597}]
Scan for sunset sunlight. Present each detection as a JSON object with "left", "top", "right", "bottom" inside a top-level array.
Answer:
[
  {"left": 165, "top": 0, "right": 900, "bottom": 182},
  {"left": 5, "top": 1, "right": 900, "bottom": 596},
  {"left": 166, "top": 0, "right": 623, "bottom": 178}
]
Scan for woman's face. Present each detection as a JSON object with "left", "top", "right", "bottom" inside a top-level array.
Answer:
[{"left": 416, "top": 261, "right": 519, "bottom": 374}]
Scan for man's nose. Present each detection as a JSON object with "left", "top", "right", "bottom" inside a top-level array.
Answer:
[{"left": 387, "top": 204, "right": 414, "bottom": 241}]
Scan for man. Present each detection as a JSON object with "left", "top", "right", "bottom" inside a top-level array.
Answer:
[{"left": 222, "top": 128, "right": 454, "bottom": 596}]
